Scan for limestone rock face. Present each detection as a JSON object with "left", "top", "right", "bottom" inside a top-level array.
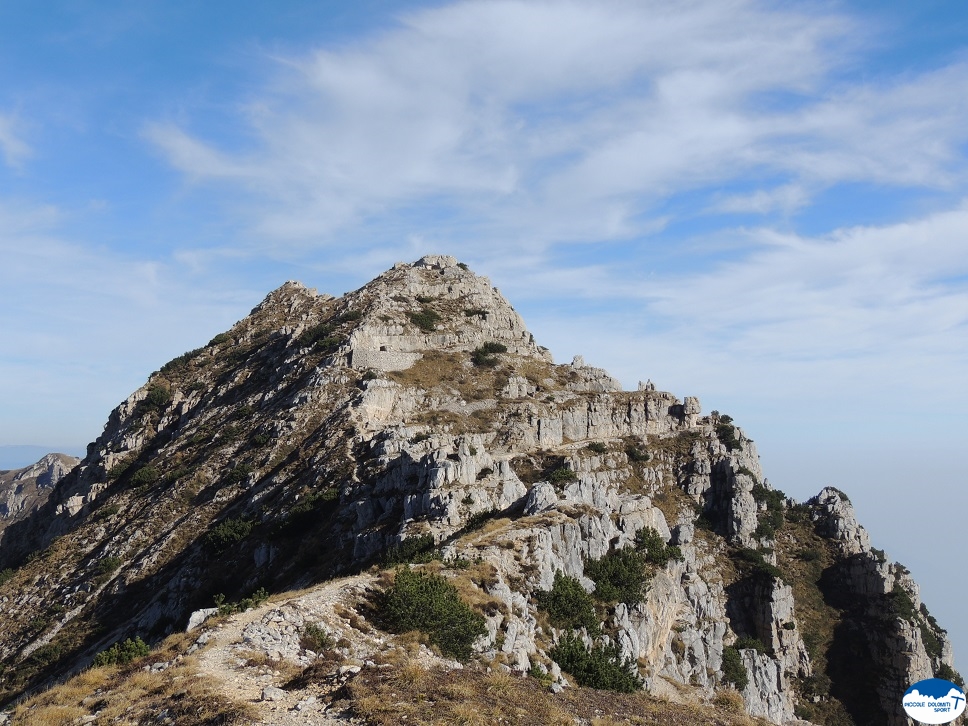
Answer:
[
  {"left": 0, "top": 257, "right": 958, "bottom": 725},
  {"left": 0, "top": 453, "right": 78, "bottom": 534},
  {"left": 809, "top": 486, "right": 871, "bottom": 555}
]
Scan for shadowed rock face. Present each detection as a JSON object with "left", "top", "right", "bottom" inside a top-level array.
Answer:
[
  {"left": 0, "top": 452, "right": 79, "bottom": 534},
  {"left": 0, "top": 256, "right": 958, "bottom": 724}
]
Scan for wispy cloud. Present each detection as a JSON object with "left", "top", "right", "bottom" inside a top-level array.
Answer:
[
  {"left": 522, "top": 202, "right": 968, "bottom": 407},
  {"left": 0, "top": 200, "right": 256, "bottom": 444},
  {"left": 145, "top": 0, "right": 968, "bottom": 262},
  {"left": 0, "top": 113, "right": 31, "bottom": 168}
]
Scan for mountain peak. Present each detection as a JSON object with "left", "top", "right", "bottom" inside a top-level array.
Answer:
[{"left": 0, "top": 257, "right": 959, "bottom": 725}]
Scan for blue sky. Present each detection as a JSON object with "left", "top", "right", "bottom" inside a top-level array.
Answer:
[{"left": 2, "top": 0, "right": 967, "bottom": 670}]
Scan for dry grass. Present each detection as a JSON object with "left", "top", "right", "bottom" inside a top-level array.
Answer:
[
  {"left": 713, "top": 688, "right": 746, "bottom": 713},
  {"left": 348, "top": 663, "right": 771, "bottom": 726},
  {"left": 9, "top": 637, "right": 258, "bottom": 726}
]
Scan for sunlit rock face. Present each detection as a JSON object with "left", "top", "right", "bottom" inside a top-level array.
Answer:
[{"left": 0, "top": 256, "right": 956, "bottom": 725}]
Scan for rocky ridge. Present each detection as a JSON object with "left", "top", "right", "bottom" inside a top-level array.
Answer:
[
  {"left": 0, "top": 453, "right": 79, "bottom": 535},
  {"left": 0, "top": 255, "right": 960, "bottom": 726}
]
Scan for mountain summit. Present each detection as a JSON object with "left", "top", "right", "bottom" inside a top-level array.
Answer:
[{"left": 0, "top": 255, "right": 959, "bottom": 725}]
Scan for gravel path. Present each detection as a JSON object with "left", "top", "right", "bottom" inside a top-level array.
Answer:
[{"left": 193, "top": 574, "right": 384, "bottom": 725}]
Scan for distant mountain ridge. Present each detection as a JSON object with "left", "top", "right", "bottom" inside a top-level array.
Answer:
[
  {"left": 0, "top": 446, "right": 84, "bottom": 471},
  {"left": 0, "top": 255, "right": 960, "bottom": 726},
  {"left": 0, "top": 452, "right": 79, "bottom": 535}
]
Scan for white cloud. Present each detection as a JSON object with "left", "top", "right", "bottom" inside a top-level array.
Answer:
[
  {"left": 0, "top": 113, "right": 31, "bottom": 168},
  {"left": 0, "top": 201, "right": 256, "bottom": 444},
  {"left": 519, "top": 203, "right": 968, "bottom": 408},
  {"left": 709, "top": 184, "right": 810, "bottom": 215},
  {"left": 144, "top": 0, "right": 968, "bottom": 258}
]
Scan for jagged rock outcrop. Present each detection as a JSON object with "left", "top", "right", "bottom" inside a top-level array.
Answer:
[
  {"left": 0, "top": 256, "right": 959, "bottom": 726},
  {"left": 0, "top": 453, "right": 78, "bottom": 534}
]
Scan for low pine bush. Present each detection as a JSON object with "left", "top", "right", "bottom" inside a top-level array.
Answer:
[
  {"left": 129, "top": 466, "right": 160, "bottom": 488},
  {"left": 379, "top": 566, "right": 485, "bottom": 661},
  {"left": 548, "top": 467, "right": 577, "bottom": 485},
  {"left": 93, "top": 637, "right": 150, "bottom": 667},
  {"left": 534, "top": 572, "right": 598, "bottom": 631},
  {"left": 733, "top": 548, "right": 783, "bottom": 582},
  {"left": 634, "top": 527, "right": 683, "bottom": 566},
  {"left": 407, "top": 309, "right": 441, "bottom": 333},
  {"left": 549, "top": 632, "right": 641, "bottom": 692},
  {"left": 142, "top": 384, "right": 172, "bottom": 413},
  {"left": 471, "top": 342, "right": 507, "bottom": 367},
  {"left": 206, "top": 517, "right": 255, "bottom": 552},
  {"left": 383, "top": 534, "right": 438, "bottom": 566},
  {"left": 300, "top": 622, "right": 334, "bottom": 652},
  {"left": 586, "top": 546, "right": 649, "bottom": 604},
  {"left": 721, "top": 645, "right": 748, "bottom": 690}
]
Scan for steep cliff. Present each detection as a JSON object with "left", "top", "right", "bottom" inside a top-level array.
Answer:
[{"left": 0, "top": 256, "right": 960, "bottom": 725}]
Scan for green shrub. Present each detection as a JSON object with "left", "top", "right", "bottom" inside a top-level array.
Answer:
[
  {"left": 887, "top": 588, "right": 917, "bottom": 621},
  {"left": 721, "top": 646, "right": 748, "bottom": 689},
  {"left": 586, "top": 547, "right": 649, "bottom": 604},
  {"left": 93, "top": 637, "right": 150, "bottom": 667},
  {"left": 143, "top": 383, "right": 172, "bottom": 413},
  {"left": 251, "top": 433, "right": 271, "bottom": 447},
  {"left": 223, "top": 464, "right": 253, "bottom": 485},
  {"left": 457, "top": 262, "right": 469, "bottom": 271},
  {"left": 106, "top": 460, "right": 132, "bottom": 481},
  {"left": 752, "top": 483, "right": 785, "bottom": 539},
  {"left": 379, "top": 566, "right": 486, "bottom": 661},
  {"left": 208, "top": 332, "right": 231, "bottom": 346},
  {"left": 471, "top": 350, "right": 498, "bottom": 367},
  {"left": 715, "top": 422, "right": 740, "bottom": 451},
  {"left": 624, "top": 445, "right": 650, "bottom": 462},
  {"left": 159, "top": 348, "right": 202, "bottom": 376},
  {"left": 585, "top": 442, "right": 608, "bottom": 454},
  {"left": 735, "top": 636, "right": 768, "bottom": 654},
  {"left": 733, "top": 548, "right": 783, "bottom": 582},
  {"left": 300, "top": 622, "right": 334, "bottom": 652},
  {"left": 29, "top": 642, "right": 64, "bottom": 666},
  {"left": 828, "top": 487, "right": 850, "bottom": 502},
  {"left": 463, "top": 509, "right": 498, "bottom": 532},
  {"left": 936, "top": 663, "right": 965, "bottom": 687},
  {"left": 634, "top": 528, "right": 683, "bottom": 566},
  {"left": 478, "top": 342, "right": 507, "bottom": 354},
  {"left": 129, "top": 465, "right": 160, "bottom": 488},
  {"left": 0, "top": 568, "right": 14, "bottom": 587},
  {"left": 298, "top": 321, "right": 337, "bottom": 348},
  {"left": 206, "top": 517, "right": 255, "bottom": 552},
  {"left": 735, "top": 465, "right": 758, "bottom": 481},
  {"left": 407, "top": 309, "right": 441, "bottom": 333},
  {"left": 534, "top": 572, "right": 599, "bottom": 631},
  {"left": 383, "top": 534, "right": 438, "bottom": 566},
  {"left": 920, "top": 621, "right": 943, "bottom": 659},
  {"left": 96, "top": 556, "right": 123, "bottom": 576},
  {"left": 798, "top": 548, "right": 821, "bottom": 562},
  {"left": 801, "top": 672, "right": 831, "bottom": 698},
  {"left": 548, "top": 467, "right": 577, "bottom": 485},
  {"left": 213, "top": 587, "right": 270, "bottom": 616},
  {"left": 464, "top": 307, "right": 487, "bottom": 319},
  {"left": 549, "top": 632, "right": 641, "bottom": 693},
  {"left": 338, "top": 309, "right": 363, "bottom": 322},
  {"left": 162, "top": 466, "right": 192, "bottom": 485},
  {"left": 471, "top": 342, "right": 507, "bottom": 367}
]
